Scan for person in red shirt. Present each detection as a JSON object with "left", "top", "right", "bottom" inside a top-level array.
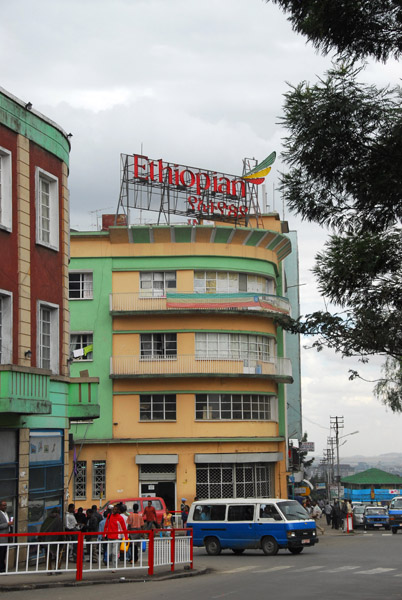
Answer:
[
  {"left": 103, "top": 505, "right": 128, "bottom": 566},
  {"left": 143, "top": 501, "right": 157, "bottom": 529}
]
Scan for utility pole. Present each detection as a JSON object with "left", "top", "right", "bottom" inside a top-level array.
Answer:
[{"left": 330, "top": 416, "right": 344, "bottom": 500}]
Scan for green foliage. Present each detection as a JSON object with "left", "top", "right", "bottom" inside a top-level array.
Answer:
[
  {"left": 268, "top": 0, "right": 402, "bottom": 61},
  {"left": 268, "top": 6, "right": 402, "bottom": 410}
]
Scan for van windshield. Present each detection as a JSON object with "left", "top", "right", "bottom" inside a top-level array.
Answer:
[
  {"left": 277, "top": 501, "right": 310, "bottom": 521},
  {"left": 390, "top": 499, "right": 402, "bottom": 509}
]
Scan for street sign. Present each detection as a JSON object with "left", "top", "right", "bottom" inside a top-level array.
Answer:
[
  {"left": 294, "top": 486, "right": 311, "bottom": 496},
  {"left": 316, "top": 482, "right": 326, "bottom": 490},
  {"left": 330, "top": 485, "right": 344, "bottom": 499},
  {"left": 299, "top": 442, "right": 315, "bottom": 452}
]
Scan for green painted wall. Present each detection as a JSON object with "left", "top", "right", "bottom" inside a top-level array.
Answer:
[
  {"left": 0, "top": 90, "right": 70, "bottom": 165},
  {"left": 69, "top": 258, "right": 113, "bottom": 442}
]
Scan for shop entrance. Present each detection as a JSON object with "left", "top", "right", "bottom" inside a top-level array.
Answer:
[{"left": 140, "top": 481, "right": 176, "bottom": 511}]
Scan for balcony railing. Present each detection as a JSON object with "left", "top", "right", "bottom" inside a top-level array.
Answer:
[
  {"left": 109, "top": 292, "right": 291, "bottom": 316},
  {"left": 0, "top": 366, "right": 51, "bottom": 414},
  {"left": 68, "top": 378, "right": 100, "bottom": 421},
  {"left": 110, "top": 355, "right": 292, "bottom": 382}
]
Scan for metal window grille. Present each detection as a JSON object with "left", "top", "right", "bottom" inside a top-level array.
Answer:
[
  {"left": 39, "top": 177, "right": 51, "bottom": 244},
  {"left": 70, "top": 333, "right": 93, "bottom": 361},
  {"left": 74, "top": 461, "right": 87, "bottom": 499},
  {"left": 140, "top": 333, "right": 177, "bottom": 358},
  {"left": 92, "top": 460, "right": 106, "bottom": 500},
  {"left": 195, "top": 394, "right": 273, "bottom": 421},
  {"left": 69, "top": 273, "right": 93, "bottom": 299},
  {"left": 196, "top": 463, "right": 273, "bottom": 499},
  {"left": 140, "top": 464, "right": 176, "bottom": 474},
  {"left": 140, "top": 394, "right": 176, "bottom": 421},
  {"left": 39, "top": 306, "right": 51, "bottom": 370}
]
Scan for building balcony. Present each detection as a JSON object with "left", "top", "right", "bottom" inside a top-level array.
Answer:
[
  {"left": 109, "top": 292, "right": 291, "bottom": 316},
  {"left": 68, "top": 377, "right": 100, "bottom": 421},
  {"left": 0, "top": 365, "right": 51, "bottom": 414},
  {"left": 110, "top": 355, "right": 293, "bottom": 383}
]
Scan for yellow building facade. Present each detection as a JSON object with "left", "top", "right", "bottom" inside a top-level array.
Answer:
[{"left": 68, "top": 216, "right": 293, "bottom": 509}]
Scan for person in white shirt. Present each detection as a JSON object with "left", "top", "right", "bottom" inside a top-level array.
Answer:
[
  {"left": 65, "top": 503, "right": 78, "bottom": 560},
  {"left": 311, "top": 501, "right": 325, "bottom": 535}
]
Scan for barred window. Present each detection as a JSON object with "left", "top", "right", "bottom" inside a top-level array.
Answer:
[
  {"left": 74, "top": 461, "right": 87, "bottom": 499},
  {"left": 196, "top": 463, "right": 273, "bottom": 499},
  {"left": 92, "top": 460, "right": 106, "bottom": 500},
  {"left": 140, "top": 394, "right": 176, "bottom": 421},
  {"left": 140, "top": 333, "right": 177, "bottom": 358},
  {"left": 140, "top": 272, "right": 176, "bottom": 296},
  {"left": 195, "top": 394, "right": 275, "bottom": 421},
  {"left": 195, "top": 333, "right": 273, "bottom": 361}
]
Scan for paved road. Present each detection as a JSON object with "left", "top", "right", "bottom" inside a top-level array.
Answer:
[{"left": 5, "top": 529, "right": 402, "bottom": 600}]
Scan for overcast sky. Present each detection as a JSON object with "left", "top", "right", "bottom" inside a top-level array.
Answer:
[{"left": 2, "top": 0, "right": 400, "bottom": 460}]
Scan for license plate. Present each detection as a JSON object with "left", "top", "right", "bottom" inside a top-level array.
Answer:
[
  {"left": 374, "top": 524, "right": 382, "bottom": 527},
  {"left": 301, "top": 539, "right": 310, "bottom": 544}
]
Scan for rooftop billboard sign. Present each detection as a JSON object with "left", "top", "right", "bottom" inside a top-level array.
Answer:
[{"left": 118, "top": 152, "right": 276, "bottom": 225}]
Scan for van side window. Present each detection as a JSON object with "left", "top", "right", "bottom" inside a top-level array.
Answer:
[
  {"left": 228, "top": 505, "right": 254, "bottom": 521},
  {"left": 193, "top": 504, "right": 226, "bottom": 521},
  {"left": 260, "top": 504, "right": 282, "bottom": 520}
]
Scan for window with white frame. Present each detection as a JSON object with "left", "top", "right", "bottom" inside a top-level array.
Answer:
[
  {"left": 140, "top": 272, "right": 176, "bottom": 297},
  {"left": 70, "top": 332, "right": 93, "bottom": 361},
  {"left": 35, "top": 167, "right": 59, "bottom": 250},
  {"left": 37, "top": 301, "right": 59, "bottom": 373},
  {"left": 0, "top": 147, "right": 12, "bottom": 231},
  {"left": 0, "top": 290, "right": 12, "bottom": 364},
  {"left": 74, "top": 461, "right": 87, "bottom": 499},
  {"left": 92, "top": 460, "right": 106, "bottom": 500},
  {"left": 140, "top": 333, "right": 177, "bottom": 358},
  {"left": 194, "top": 271, "right": 275, "bottom": 295},
  {"left": 140, "top": 394, "right": 176, "bottom": 421},
  {"left": 195, "top": 333, "right": 274, "bottom": 361},
  {"left": 195, "top": 393, "right": 276, "bottom": 421},
  {"left": 69, "top": 272, "right": 93, "bottom": 299}
]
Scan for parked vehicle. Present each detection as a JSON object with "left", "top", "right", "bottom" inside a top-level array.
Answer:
[
  {"left": 187, "top": 498, "right": 318, "bottom": 556},
  {"left": 363, "top": 506, "right": 389, "bottom": 530},
  {"left": 388, "top": 496, "right": 402, "bottom": 534},
  {"left": 352, "top": 505, "right": 366, "bottom": 528},
  {"left": 100, "top": 497, "right": 167, "bottom": 524}
]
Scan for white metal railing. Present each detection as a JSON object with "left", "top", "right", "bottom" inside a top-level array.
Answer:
[
  {"left": 110, "top": 355, "right": 292, "bottom": 379},
  {"left": 0, "top": 530, "right": 192, "bottom": 580},
  {"left": 109, "top": 291, "right": 291, "bottom": 315}
]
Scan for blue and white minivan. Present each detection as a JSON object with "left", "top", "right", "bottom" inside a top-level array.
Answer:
[{"left": 187, "top": 498, "right": 318, "bottom": 555}]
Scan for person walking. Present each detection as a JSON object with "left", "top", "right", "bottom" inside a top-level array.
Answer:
[
  {"left": 0, "top": 501, "right": 12, "bottom": 573},
  {"left": 311, "top": 501, "right": 324, "bottom": 535},
  {"left": 127, "top": 503, "right": 144, "bottom": 563},
  {"left": 142, "top": 501, "right": 157, "bottom": 529},
  {"left": 65, "top": 503, "right": 78, "bottom": 560},
  {"left": 324, "top": 501, "right": 332, "bottom": 526},
  {"left": 86, "top": 508, "right": 100, "bottom": 561},
  {"left": 40, "top": 508, "right": 64, "bottom": 573},
  {"left": 103, "top": 504, "right": 128, "bottom": 568}
]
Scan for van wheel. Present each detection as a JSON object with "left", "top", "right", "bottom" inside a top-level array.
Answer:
[
  {"left": 288, "top": 547, "right": 303, "bottom": 554},
  {"left": 261, "top": 536, "right": 279, "bottom": 556},
  {"left": 392, "top": 528, "right": 398, "bottom": 534},
  {"left": 231, "top": 549, "right": 245, "bottom": 555},
  {"left": 205, "top": 537, "right": 221, "bottom": 556}
]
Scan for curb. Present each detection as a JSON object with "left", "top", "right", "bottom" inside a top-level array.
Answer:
[{"left": 0, "top": 568, "right": 210, "bottom": 593}]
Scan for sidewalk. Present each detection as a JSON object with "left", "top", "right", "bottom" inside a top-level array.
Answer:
[{"left": 0, "top": 565, "right": 208, "bottom": 592}]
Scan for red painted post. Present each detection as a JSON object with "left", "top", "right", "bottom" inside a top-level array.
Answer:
[
  {"left": 190, "top": 528, "right": 193, "bottom": 569},
  {"left": 76, "top": 532, "right": 84, "bottom": 581},
  {"left": 170, "top": 528, "right": 175, "bottom": 572},
  {"left": 147, "top": 530, "right": 154, "bottom": 576}
]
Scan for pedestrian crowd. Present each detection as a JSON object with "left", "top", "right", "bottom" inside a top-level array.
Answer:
[
  {"left": 298, "top": 497, "right": 353, "bottom": 533},
  {"left": 0, "top": 497, "right": 187, "bottom": 574}
]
